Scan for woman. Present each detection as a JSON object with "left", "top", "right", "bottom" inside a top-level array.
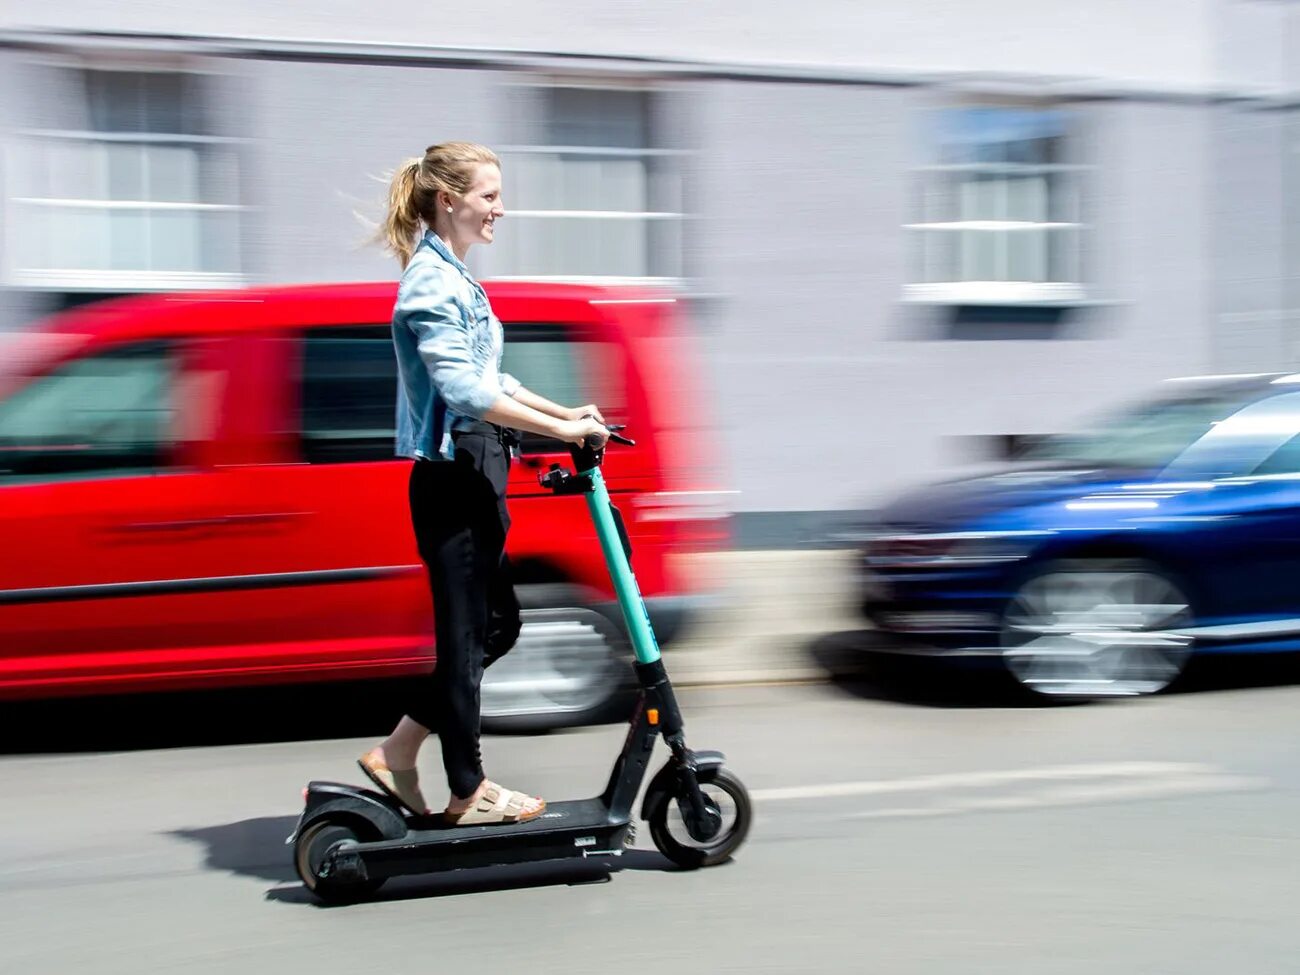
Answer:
[{"left": 359, "top": 142, "right": 608, "bottom": 825}]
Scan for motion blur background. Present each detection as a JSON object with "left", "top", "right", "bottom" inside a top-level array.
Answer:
[
  {"left": 2, "top": 6, "right": 1299, "bottom": 972},
  {"left": 2, "top": 0, "right": 1295, "bottom": 532}
]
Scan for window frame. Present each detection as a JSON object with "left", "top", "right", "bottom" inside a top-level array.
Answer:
[
  {"left": 903, "top": 104, "right": 1090, "bottom": 308},
  {"left": 486, "top": 79, "right": 689, "bottom": 285},
  {"left": 3, "top": 60, "right": 246, "bottom": 292}
]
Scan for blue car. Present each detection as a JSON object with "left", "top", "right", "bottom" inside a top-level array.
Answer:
[{"left": 856, "top": 373, "right": 1300, "bottom": 698}]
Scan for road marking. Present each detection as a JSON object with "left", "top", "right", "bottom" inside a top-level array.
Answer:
[
  {"left": 751, "top": 761, "right": 1266, "bottom": 818},
  {"left": 751, "top": 762, "right": 1209, "bottom": 801}
]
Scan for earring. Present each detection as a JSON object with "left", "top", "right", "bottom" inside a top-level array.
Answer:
[{"left": 446, "top": 207, "right": 453, "bottom": 214}]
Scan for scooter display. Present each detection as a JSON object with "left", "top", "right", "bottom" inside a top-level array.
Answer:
[{"left": 290, "top": 426, "right": 751, "bottom": 902}]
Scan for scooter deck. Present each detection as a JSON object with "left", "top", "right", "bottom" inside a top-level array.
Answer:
[
  {"left": 333, "top": 795, "right": 633, "bottom": 880},
  {"left": 402, "top": 796, "right": 621, "bottom": 835}
]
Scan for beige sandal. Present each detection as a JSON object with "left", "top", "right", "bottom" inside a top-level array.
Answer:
[
  {"left": 443, "top": 781, "right": 546, "bottom": 826},
  {"left": 357, "top": 749, "right": 429, "bottom": 816}
]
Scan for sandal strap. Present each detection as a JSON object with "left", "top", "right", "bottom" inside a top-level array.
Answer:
[{"left": 481, "top": 782, "right": 533, "bottom": 822}]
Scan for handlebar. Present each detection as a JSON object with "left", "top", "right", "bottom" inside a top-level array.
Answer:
[
  {"left": 538, "top": 422, "right": 635, "bottom": 492},
  {"left": 572, "top": 420, "right": 634, "bottom": 470},
  {"left": 596, "top": 422, "right": 636, "bottom": 448}
]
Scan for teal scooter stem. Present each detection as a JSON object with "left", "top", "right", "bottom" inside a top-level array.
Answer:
[{"left": 580, "top": 464, "right": 661, "bottom": 666}]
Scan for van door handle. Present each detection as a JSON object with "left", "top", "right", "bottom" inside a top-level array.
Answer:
[
  {"left": 107, "top": 512, "right": 309, "bottom": 535},
  {"left": 107, "top": 517, "right": 230, "bottom": 535},
  {"left": 218, "top": 511, "right": 310, "bottom": 527}
]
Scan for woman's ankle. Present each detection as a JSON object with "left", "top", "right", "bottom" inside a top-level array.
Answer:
[
  {"left": 373, "top": 740, "right": 419, "bottom": 770},
  {"left": 447, "top": 778, "right": 488, "bottom": 810}
]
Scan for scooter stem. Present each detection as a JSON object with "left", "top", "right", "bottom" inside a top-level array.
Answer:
[{"left": 578, "top": 463, "right": 662, "bottom": 665}]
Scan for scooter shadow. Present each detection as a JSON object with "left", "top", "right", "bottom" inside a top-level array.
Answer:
[{"left": 173, "top": 815, "right": 685, "bottom": 908}]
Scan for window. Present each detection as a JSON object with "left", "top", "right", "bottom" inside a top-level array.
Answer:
[
  {"left": 300, "top": 328, "right": 397, "bottom": 464},
  {"left": 0, "top": 342, "right": 178, "bottom": 481},
  {"left": 905, "top": 107, "right": 1086, "bottom": 306},
  {"left": 5, "top": 66, "right": 243, "bottom": 290},
  {"left": 1249, "top": 432, "right": 1300, "bottom": 477},
  {"left": 487, "top": 84, "right": 685, "bottom": 282},
  {"left": 297, "top": 325, "right": 622, "bottom": 462},
  {"left": 502, "top": 324, "right": 623, "bottom": 454}
]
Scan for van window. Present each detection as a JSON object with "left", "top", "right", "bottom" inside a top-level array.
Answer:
[
  {"left": 298, "top": 323, "right": 621, "bottom": 462},
  {"left": 0, "top": 341, "right": 177, "bottom": 481},
  {"left": 300, "top": 327, "right": 396, "bottom": 463},
  {"left": 502, "top": 324, "right": 623, "bottom": 454}
]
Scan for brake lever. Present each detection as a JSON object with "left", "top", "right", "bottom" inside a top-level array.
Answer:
[{"left": 581, "top": 416, "right": 635, "bottom": 447}]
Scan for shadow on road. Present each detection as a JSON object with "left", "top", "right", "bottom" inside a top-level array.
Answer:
[
  {"left": 172, "top": 815, "right": 681, "bottom": 907},
  {"left": 805, "top": 629, "right": 1040, "bottom": 708},
  {"left": 806, "top": 628, "right": 1300, "bottom": 706}
]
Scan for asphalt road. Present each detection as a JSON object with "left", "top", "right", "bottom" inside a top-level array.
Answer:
[{"left": 2, "top": 656, "right": 1297, "bottom": 974}]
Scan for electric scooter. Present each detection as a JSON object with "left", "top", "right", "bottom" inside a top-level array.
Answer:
[{"left": 290, "top": 426, "right": 751, "bottom": 902}]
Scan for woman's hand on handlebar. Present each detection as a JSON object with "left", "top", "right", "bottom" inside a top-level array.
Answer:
[
  {"left": 566, "top": 403, "right": 605, "bottom": 424},
  {"left": 556, "top": 416, "right": 609, "bottom": 448}
]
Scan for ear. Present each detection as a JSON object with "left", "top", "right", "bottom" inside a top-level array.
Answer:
[{"left": 436, "top": 189, "right": 453, "bottom": 213}]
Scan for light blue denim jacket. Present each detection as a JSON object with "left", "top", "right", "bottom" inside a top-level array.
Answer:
[{"left": 392, "top": 231, "right": 520, "bottom": 461}]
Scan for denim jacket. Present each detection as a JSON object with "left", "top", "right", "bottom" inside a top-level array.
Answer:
[{"left": 392, "top": 230, "right": 520, "bottom": 461}]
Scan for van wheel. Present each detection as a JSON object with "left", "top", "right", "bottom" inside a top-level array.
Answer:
[{"left": 480, "top": 584, "right": 636, "bottom": 733}]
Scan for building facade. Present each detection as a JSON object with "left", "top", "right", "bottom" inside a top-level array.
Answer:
[{"left": 1, "top": 1, "right": 1296, "bottom": 531}]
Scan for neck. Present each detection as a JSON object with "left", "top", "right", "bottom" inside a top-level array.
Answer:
[{"left": 434, "top": 226, "right": 470, "bottom": 264}]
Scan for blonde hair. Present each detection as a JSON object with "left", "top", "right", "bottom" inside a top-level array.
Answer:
[{"left": 378, "top": 142, "right": 501, "bottom": 268}]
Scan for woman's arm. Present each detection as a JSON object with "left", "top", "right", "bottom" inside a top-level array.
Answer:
[
  {"left": 509, "top": 384, "right": 604, "bottom": 424},
  {"left": 482, "top": 394, "right": 605, "bottom": 446}
]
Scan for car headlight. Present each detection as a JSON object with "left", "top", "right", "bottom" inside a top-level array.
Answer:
[{"left": 862, "top": 530, "right": 1052, "bottom": 569}]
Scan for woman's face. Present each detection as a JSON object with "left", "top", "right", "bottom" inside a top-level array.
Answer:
[{"left": 449, "top": 162, "right": 505, "bottom": 249}]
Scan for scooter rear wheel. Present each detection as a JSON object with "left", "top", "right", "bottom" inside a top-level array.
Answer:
[
  {"left": 294, "top": 820, "right": 385, "bottom": 903},
  {"left": 649, "top": 766, "right": 751, "bottom": 868}
]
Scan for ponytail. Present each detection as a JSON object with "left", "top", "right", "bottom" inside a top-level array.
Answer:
[{"left": 380, "top": 158, "right": 423, "bottom": 268}]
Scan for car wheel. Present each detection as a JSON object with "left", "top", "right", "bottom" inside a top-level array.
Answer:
[
  {"left": 1000, "top": 559, "right": 1195, "bottom": 699},
  {"left": 480, "top": 584, "right": 636, "bottom": 733}
]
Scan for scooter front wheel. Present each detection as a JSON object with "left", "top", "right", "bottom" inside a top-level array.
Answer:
[{"left": 649, "top": 766, "right": 752, "bottom": 868}]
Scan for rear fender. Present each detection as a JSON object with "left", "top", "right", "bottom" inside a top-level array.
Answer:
[{"left": 291, "top": 781, "right": 407, "bottom": 843}]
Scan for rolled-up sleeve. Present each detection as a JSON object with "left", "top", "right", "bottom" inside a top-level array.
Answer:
[
  {"left": 398, "top": 262, "right": 503, "bottom": 418},
  {"left": 500, "top": 372, "right": 521, "bottom": 397}
]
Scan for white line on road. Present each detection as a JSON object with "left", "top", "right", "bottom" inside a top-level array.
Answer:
[
  {"left": 749, "top": 761, "right": 1217, "bottom": 802},
  {"left": 749, "top": 761, "right": 1268, "bottom": 820},
  {"left": 848, "top": 773, "right": 1263, "bottom": 819}
]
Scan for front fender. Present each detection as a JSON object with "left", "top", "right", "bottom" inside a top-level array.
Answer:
[{"left": 639, "top": 750, "right": 726, "bottom": 821}]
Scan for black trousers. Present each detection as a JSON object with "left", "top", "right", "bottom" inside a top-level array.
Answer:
[{"left": 406, "top": 427, "right": 522, "bottom": 799}]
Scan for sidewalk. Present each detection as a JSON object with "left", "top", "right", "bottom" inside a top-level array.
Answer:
[{"left": 662, "top": 549, "right": 861, "bottom": 686}]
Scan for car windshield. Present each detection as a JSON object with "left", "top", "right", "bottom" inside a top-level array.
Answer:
[{"left": 1018, "top": 389, "right": 1262, "bottom": 470}]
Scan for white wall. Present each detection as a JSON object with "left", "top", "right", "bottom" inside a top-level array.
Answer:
[{"left": 2, "top": 0, "right": 1244, "bottom": 91}]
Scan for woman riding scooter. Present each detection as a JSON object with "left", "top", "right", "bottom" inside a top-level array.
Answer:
[{"left": 359, "top": 141, "right": 608, "bottom": 825}]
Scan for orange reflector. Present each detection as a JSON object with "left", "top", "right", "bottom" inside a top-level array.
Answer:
[{"left": 647, "top": 708, "right": 660, "bottom": 725}]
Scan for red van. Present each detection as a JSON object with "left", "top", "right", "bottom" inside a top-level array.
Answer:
[{"left": 0, "top": 282, "right": 726, "bottom": 730}]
